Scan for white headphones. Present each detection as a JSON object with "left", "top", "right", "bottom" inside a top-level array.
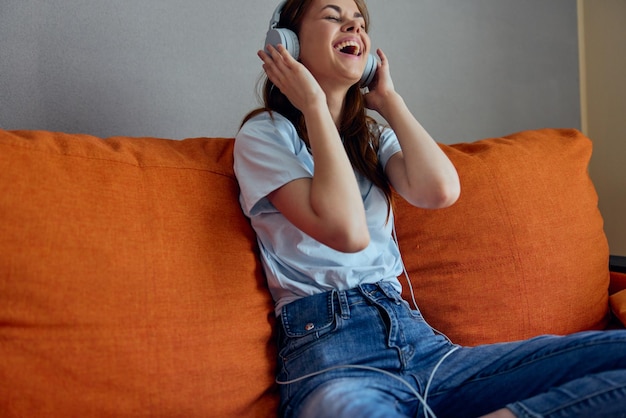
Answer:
[{"left": 264, "top": 1, "right": 378, "bottom": 88}]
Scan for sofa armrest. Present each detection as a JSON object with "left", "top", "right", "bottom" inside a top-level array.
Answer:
[
  {"left": 609, "top": 255, "right": 626, "bottom": 327},
  {"left": 609, "top": 255, "right": 626, "bottom": 294},
  {"left": 610, "top": 255, "right": 626, "bottom": 274}
]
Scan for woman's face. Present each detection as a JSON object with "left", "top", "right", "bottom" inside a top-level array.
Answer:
[{"left": 296, "top": 0, "right": 371, "bottom": 89}]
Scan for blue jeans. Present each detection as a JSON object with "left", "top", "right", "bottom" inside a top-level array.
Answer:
[{"left": 276, "top": 281, "right": 626, "bottom": 418}]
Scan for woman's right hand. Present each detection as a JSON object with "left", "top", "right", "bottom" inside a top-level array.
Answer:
[{"left": 258, "top": 44, "right": 326, "bottom": 113}]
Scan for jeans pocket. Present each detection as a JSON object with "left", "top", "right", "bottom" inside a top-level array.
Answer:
[{"left": 279, "top": 291, "right": 338, "bottom": 360}]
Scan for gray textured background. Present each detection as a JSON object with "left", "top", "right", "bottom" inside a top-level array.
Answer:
[{"left": 0, "top": 0, "right": 580, "bottom": 143}]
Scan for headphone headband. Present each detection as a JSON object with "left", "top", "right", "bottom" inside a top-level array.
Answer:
[{"left": 269, "top": 1, "right": 286, "bottom": 30}]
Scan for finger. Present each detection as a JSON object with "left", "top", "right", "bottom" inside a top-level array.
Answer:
[
  {"left": 276, "top": 44, "right": 292, "bottom": 58},
  {"left": 259, "top": 46, "right": 285, "bottom": 73},
  {"left": 263, "top": 62, "right": 284, "bottom": 87},
  {"left": 258, "top": 49, "right": 273, "bottom": 64},
  {"left": 268, "top": 47, "right": 301, "bottom": 88},
  {"left": 274, "top": 44, "right": 300, "bottom": 69},
  {"left": 266, "top": 44, "right": 284, "bottom": 61},
  {"left": 376, "top": 48, "right": 387, "bottom": 67}
]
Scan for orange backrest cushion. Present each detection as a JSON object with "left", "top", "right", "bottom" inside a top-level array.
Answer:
[
  {"left": 0, "top": 130, "right": 278, "bottom": 417},
  {"left": 0, "top": 128, "right": 612, "bottom": 415},
  {"left": 394, "top": 129, "right": 610, "bottom": 346}
]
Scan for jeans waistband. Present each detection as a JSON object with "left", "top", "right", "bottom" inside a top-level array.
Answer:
[{"left": 280, "top": 281, "right": 403, "bottom": 337}]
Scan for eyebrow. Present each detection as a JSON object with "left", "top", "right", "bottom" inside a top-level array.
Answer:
[{"left": 321, "top": 4, "right": 364, "bottom": 19}]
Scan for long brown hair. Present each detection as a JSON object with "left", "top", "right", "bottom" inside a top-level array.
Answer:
[{"left": 241, "top": 0, "right": 393, "bottom": 211}]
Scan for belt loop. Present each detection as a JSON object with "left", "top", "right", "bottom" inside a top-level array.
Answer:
[
  {"left": 377, "top": 281, "right": 401, "bottom": 302},
  {"left": 336, "top": 290, "right": 350, "bottom": 319}
]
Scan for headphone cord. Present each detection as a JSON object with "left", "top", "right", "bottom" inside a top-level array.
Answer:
[{"left": 276, "top": 345, "right": 459, "bottom": 418}]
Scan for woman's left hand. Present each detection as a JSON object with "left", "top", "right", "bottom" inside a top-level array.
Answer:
[{"left": 364, "top": 48, "right": 397, "bottom": 115}]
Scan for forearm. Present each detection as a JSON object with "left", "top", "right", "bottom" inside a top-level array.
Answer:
[
  {"left": 304, "top": 105, "right": 370, "bottom": 249},
  {"left": 379, "top": 93, "right": 460, "bottom": 208}
]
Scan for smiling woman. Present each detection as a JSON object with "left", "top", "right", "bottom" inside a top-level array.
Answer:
[{"left": 232, "top": 1, "right": 626, "bottom": 417}]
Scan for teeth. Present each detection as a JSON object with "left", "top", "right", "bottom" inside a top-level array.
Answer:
[{"left": 334, "top": 41, "right": 361, "bottom": 56}]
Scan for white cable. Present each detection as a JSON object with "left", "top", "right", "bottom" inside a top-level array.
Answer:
[
  {"left": 423, "top": 346, "right": 460, "bottom": 413},
  {"left": 274, "top": 223, "right": 462, "bottom": 417},
  {"left": 392, "top": 222, "right": 455, "bottom": 345},
  {"left": 392, "top": 222, "right": 420, "bottom": 310},
  {"left": 276, "top": 364, "right": 437, "bottom": 418},
  {"left": 391, "top": 221, "right": 461, "bottom": 417}
]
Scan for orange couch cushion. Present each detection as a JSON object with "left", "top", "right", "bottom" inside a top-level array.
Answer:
[
  {"left": 0, "top": 130, "right": 277, "bottom": 417},
  {"left": 0, "top": 127, "right": 612, "bottom": 415},
  {"left": 394, "top": 129, "right": 610, "bottom": 346}
]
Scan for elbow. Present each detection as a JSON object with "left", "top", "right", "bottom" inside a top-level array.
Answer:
[
  {"left": 407, "top": 177, "right": 461, "bottom": 209},
  {"left": 327, "top": 226, "right": 371, "bottom": 253},
  {"left": 337, "top": 239, "right": 370, "bottom": 254},
  {"left": 431, "top": 181, "right": 461, "bottom": 209},
  {"left": 426, "top": 171, "right": 461, "bottom": 209},
  {"left": 345, "top": 233, "right": 371, "bottom": 253}
]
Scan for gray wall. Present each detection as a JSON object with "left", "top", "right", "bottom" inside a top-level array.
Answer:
[{"left": 0, "top": 0, "right": 580, "bottom": 143}]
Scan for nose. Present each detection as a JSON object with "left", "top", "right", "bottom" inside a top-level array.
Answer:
[{"left": 343, "top": 19, "right": 362, "bottom": 33}]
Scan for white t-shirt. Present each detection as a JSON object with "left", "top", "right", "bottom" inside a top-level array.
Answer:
[{"left": 234, "top": 111, "right": 404, "bottom": 315}]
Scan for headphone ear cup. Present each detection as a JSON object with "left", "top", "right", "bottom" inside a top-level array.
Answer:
[
  {"left": 265, "top": 28, "right": 300, "bottom": 60},
  {"left": 360, "top": 53, "right": 378, "bottom": 88}
]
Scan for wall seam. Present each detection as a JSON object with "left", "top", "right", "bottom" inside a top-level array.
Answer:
[{"left": 577, "top": 0, "right": 588, "bottom": 135}]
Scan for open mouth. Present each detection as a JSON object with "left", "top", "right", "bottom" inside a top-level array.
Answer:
[{"left": 334, "top": 41, "right": 362, "bottom": 56}]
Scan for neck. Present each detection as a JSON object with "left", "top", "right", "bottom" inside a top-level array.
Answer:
[{"left": 325, "top": 88, "right": 349, "bottom": 128}]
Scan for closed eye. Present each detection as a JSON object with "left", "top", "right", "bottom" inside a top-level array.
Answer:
[
  {"left": 323, "top": 15, "right": 367, "bottom": 32},
  {"left": 320, "top": 5, "right": 366, "bottom": 28}
]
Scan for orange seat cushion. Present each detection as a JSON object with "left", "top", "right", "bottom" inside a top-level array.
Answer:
[
  {"left": 0, "top": 130, "right": 277, "bottom": 417},
  {"left": 394, "top": 129, "right": 610, "bottom": 346}
]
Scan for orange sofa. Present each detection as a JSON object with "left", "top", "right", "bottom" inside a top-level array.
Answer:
[{"left": 1, "top": 128, "right": 624, "bottom": 417}]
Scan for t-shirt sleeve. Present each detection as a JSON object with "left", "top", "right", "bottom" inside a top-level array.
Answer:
[
  {"left": 378, "top": 126, "right": 402, "bottom": 169},
  {"left": 234, "top": 113, "right": 313, "bottom": 217}
]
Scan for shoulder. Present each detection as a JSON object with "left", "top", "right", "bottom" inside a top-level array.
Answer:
[
  {"left": 235, "top": 111, "right": 304, "bottom": 157},
  {"left": 238, "top": 111, "right": 295, "bottom": 140},
  {"left": 234, "top": 112, "right": 313, "bottom": 216}
]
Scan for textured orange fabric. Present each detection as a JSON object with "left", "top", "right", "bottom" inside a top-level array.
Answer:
[
  {"left": 0, "top": 130, "right": 277, "bottom": 417},
  {"left": 394, "top": 129, "right": 610, "bottom": 346},
  {"left": 0, "top": 128, "right": 613, "bottom": 416}
]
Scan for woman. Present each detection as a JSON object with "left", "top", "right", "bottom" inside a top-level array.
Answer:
[{"left": 234, "top": 1, "right": 626, "bottom": 417}]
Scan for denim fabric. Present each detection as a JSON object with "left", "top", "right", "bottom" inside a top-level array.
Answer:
[{"left": 276, "top": 282, "right": 626, "bottom": 418}]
